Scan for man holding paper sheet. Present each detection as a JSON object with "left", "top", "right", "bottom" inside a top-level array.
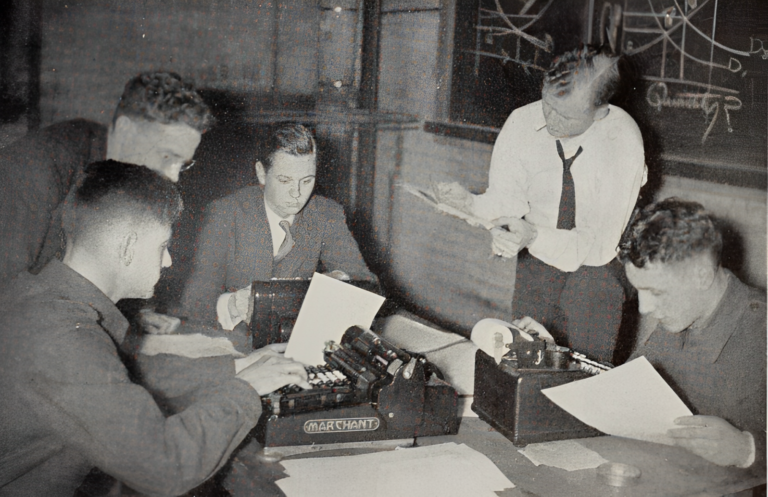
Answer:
[
  {"left": 618, "top": 198, "right": 765, "bottom": 471},
  {"left": 0, "top": 162, "right": 309, "bottom": 496},
  {"left": 178, "top": 124, "right": 375, "bottom": 346},
  {"left": 433, "top": 47, "right": 647, "bottom": 363},
  {"left": 525, "top": 198, "right": 765, "bottom": 471}
]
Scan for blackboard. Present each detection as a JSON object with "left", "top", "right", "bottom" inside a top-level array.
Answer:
[
  {"left": 614, "top": 0, "right": 767, "bottom": 182},
  {"left": 447, "top": 0, "right": 768, "bottom": 187},
  {"left": 450, "top": 0, "right": 588, "bottom": 128}
]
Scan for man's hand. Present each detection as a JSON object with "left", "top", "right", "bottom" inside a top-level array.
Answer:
[
  {"left": 139, "top": 309, "right": 181, "bottom": 335},
  {"left": 228, "top": 285, "right": 252, "bottom": 324},
  {"left": 326, "top": 270, "right": 351, "bottom": 281},
  {"left": 492, "top": 217, "right": 537, "bottom": 249},
  {"left": 432, "top": 181, "right": 474, "bottom": 213},
  {"left": 490, "top": 228, "right": 524, "bottom": 258},
  {"left": 236, "top": 354, "right": 310, "bottom": 395},
  {"left": 234, "top": 343, "right": 288, "bottom": 374},
  {"left": 511, "top": 316, "right": 556, "bottom": 344},
  {"left": 668, "top": 415, "right": 754, "bottom": 467}
]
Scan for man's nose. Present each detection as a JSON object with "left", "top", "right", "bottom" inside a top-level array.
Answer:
[
  {"left": 162, "top": 248, "right": 172, "bottom": 268},
  {"left": 289, "top": 184, "right": 301, "bottom": 198}
]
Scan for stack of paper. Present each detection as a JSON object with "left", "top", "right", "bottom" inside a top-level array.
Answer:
[
  {"left": 518, "top": 440, "right": 608, "bottom": 471},
  {"left": 276, "top": 443, "right": 515, "bottom": 497},
  {"left": 140, "top": 334, "right": 243, "bottom": 358}
]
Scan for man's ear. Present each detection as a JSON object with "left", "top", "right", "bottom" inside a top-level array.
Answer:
[
  {"left": 692, "top": 258, "right": 717, "bottom": 289},
  {"left": 112, "top": 115, "right": 134, "bottom": 135},
  {"left": 255, "top": 161, "right": 267, "bottom": 185},
  {"left": 119, "top": 231, "right": 139, "bottom": 267}
]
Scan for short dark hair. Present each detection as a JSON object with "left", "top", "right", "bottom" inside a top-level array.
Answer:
[
  {"left": 113, "top": 72, "right": 213, "bottom": 132},
  {"left": 618, "top": 198, "right": 723, "bottom": 268},
  {"left": 63, "top": 160, "right": 183, "bottom": 244},
  {"left": 260, "top": 123, "right": 316, "bottom": 173},
  {"left": 542, "top": 46, "right": 620, "bottom": 108}
]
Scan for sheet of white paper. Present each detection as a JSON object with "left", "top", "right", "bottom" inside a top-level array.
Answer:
[
  {"left": 284, "top": 273, "right": 385, "bottom": 365},
  {"left": 276, "top": 443, "right": 514, "bottom": 497},
  {"left": 542, "top": 356, "right": 692, "bottom": 445},
  {"left": 400, "top": 182, "right": 496, "bottom": 230},
  {"left": 518, "top": 440, "right": 608, "bottom": 471},
  {"left": 140, "top": 334, "right": 244, "bottom": 358}
]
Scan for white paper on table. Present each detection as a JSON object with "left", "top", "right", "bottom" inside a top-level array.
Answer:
[
  {"left": 542, "top": 356, "right": 692, "bottom": 445},
  {"left": 276, "top": 443, "right": 514, "bottom": 497},
  {"left": 284, "top": 272, "right": 386, "bottom": 365},
  {"left": 518, "top": 440, "right": 608, "bottom": 471},
  {"left": 140, "top": 334, "right": 244, "bottom": 358}
]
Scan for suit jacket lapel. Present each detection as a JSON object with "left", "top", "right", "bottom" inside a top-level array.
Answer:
[{"left": 235, "top": 186, "right": 275, "bottom": 286}]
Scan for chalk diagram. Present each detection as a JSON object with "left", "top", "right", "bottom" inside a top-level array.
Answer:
[
  {"left": 468, "top": 0, "right": 556, "bottom": 76},
  {"left": 469, "top": 0, "right": 766, "bottom": 145},
  {"left": 617, "top": 0, "right": 766, "bottom": 144}
]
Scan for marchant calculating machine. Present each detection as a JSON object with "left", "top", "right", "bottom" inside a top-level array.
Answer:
[{"left": 253, "top": 325, "right": 460, "bottom": 454}]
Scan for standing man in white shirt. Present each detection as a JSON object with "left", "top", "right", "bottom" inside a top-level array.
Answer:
[{"left": 436, "top": 47, "right": 647, "bottom": 362}]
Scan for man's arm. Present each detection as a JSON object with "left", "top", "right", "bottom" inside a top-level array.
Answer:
[
  {"left": 317, "top": 200, "right": 376, "bottom": 282},
  {"left": 178, "top": 199, "right": 234, "bottom": 322},
  {"left": 29, "top": 316, "right": 262, "bottom": 497},
  {"left": 470, "top": 108, "right": 532, "bottom": 222}
]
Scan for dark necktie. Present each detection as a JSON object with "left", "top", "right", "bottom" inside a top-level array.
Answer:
[
  {"left": 555, "top": 140, "right": 583, "bottom": 231},
  {"left": 274, "top": 220, "right": 294, "bottom": 263}
]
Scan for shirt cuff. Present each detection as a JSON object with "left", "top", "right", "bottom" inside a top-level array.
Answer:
[
  {"left": 217, "top": 292, "right": 242, "bottom": 331},
  {"left": 738, "top": 431, "right": 756, "bottom": 468}
]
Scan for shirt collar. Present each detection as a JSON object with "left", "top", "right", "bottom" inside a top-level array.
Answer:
[
  {"left": 533, "top": 101, "right": 548, "bottom": 132},
  {"left": 38, "top": 260, "right": 129, "bottom": 344},
  {"left": 264, "top": 199, "right": 295, "bottom": 228},
  {"left": 532, "top": 101, "right": 612, "bottom": 132}
]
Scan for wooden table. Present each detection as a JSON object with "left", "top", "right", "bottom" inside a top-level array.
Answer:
[
  {"left": 420, "top": 417, "right": 764, "bottom": 497},
  {"left": 222, "top": 416, "right": 764, "bottom": 497}
]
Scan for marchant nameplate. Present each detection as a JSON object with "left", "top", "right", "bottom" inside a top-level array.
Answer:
[{"left": 303, "top": 417, "right": 380, "bottom": 434}]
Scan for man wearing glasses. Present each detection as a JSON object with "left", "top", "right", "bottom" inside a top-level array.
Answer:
[{"left": 0, "top": 71, "right": 212, "bottom": 285}]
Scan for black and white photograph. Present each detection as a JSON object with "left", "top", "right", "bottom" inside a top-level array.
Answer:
[{"left": 0, "top": 0, "right": 765, "bottom": 495}]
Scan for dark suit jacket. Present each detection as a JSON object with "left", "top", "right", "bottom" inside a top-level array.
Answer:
[
  {"left": 0, "top": 261, "right": 260, "bottom": 497},
  {"left": 0, "top": 119, "right": 107, "bottom": 283},
  {"left": 178, "top": 185, "right": 375, "bottom": 323}
]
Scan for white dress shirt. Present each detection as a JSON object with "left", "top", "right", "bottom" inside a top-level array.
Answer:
[
  {"left": 216, "top": 199, "right": 296, "bottom": 330},
  {"left": 472, "top": 100, "right": 647, "bottom": 272}
]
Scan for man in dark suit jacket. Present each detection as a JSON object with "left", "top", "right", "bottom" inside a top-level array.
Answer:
[
  {"left": 0, "top": 72, "right": 211, "bottom": 287},
  {"left": 178, "top": 124, "right": 375, "bottom": 346}
]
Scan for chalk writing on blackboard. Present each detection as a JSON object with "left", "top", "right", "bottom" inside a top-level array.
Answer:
[
  {"left": 617, "top": 0, "right": 766, "bottom": 145},
  {"left": 467, "top": 0, "right": 556, "bottom": 75}
]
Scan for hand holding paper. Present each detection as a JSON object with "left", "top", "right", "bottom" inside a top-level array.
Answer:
[
  {"left": 668, "top": 415, "right": 755, "bottom": 467},
  {"left": 542, "top": 356, "right": 692, "bottom": 445},
  {"left": 400, "top": 182, "right": 495, "bottom": 230}
]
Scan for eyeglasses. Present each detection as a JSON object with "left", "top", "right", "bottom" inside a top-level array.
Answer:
[{"left": 179, "top": 159, "right": 196, "bottom": 172}]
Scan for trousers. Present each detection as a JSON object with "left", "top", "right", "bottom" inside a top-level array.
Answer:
[{"left": 511, "top": 251, "right": 626, "bottom": 363}]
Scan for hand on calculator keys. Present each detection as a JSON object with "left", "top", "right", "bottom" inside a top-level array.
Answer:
[{"left": 278, "top": 365, "right": 351, "bottom": 394}]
